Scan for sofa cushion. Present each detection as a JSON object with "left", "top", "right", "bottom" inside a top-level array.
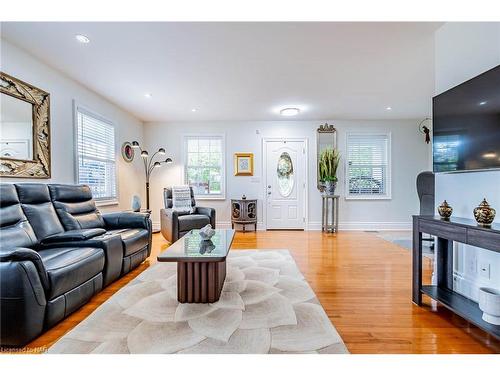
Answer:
[
  {"left": 0, "top": 184, "right": 38, "bottom": 250},
  {"left": 177, "top": 214, "right": 210, "bottom": 232},
  {"left": 106, "top": 228, "right": 149, "bottom": 257},
  {"left": 39, "top": 247, "right": 105, "bottom": 300},
  {"left": 48, "top": 184, "right": 105, "bottom": 230},
  {"left": 15, "top": 184, "right": 64, "bottom": 241}
]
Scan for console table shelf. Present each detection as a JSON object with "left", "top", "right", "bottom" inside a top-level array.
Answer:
[
  {"left": 421, "top": 285, "right": 500, "bottom": 340},
  {"left": 413, "top": 215, "right": 500, "bottom": 340}
]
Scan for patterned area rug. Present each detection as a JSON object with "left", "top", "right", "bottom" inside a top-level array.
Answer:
[{"left": 48, "top": 250, "right": 348, "bottom": 354}]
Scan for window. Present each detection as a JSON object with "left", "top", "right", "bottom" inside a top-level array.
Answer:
[
  {"left": 184, "top": 135, "right": 225, "bottom": 199},
  {"left": 346, "top": 133, "right": 391, "bottom": 199},
  {"left": 75, "top": 105, "right": 117, "bottom": 201}
]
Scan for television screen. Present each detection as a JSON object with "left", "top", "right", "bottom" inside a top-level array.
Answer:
[{"left": 432, "top": 65, "right": 500, "bottom": 173}]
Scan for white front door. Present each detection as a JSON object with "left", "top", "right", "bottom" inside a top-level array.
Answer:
[{"left": 264, "top": 139, "right": 306, "bottom": 229}]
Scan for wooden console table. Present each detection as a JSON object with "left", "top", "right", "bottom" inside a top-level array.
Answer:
[{"left": 413, "top": 215, "right": 500, "bottom": 339}]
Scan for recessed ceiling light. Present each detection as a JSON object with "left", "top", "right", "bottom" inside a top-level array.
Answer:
[
  {"left": 479, "top": 101, "right": 487, "bottom": 106},
  {"left": 75, "top": 34, "right": 90, "bottom": 44},
  {"left": 386, "top": 106, "right": 392, "bottom": 111},
  {"left": 144, "top": 93, "right": 153, "bottom": 99},
  {"left": 280, "top": 108, "right": 300, "bottom": 116},
  {"left": 191, "top": 108, "right": 197, "bottom": 112}
]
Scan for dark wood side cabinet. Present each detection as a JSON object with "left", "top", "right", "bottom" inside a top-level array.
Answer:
[
  {"left": 413, "top": 215, "right": 500, "bottom": 340},
  {"left": 231, "top": 199, "right": 257, "bottom": 232}
]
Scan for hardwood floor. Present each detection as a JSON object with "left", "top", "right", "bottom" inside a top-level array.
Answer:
[{"left": 21, "top": 231, "right": 500, "bottom": 354}]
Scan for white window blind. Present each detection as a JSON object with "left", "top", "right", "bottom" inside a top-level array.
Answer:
[
  {"left": 346, "top": 133, "right": 391, "bottom": 199},
  {"left": 76, "top": 108, "right": 117, "bottom": 201},
  {"left": 184, "top": 135, "right": 225, "bottom": 198}
]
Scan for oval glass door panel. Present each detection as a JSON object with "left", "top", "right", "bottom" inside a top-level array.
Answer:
[{"left": 277, "top": 152, "right": 294, "bottom": 197}]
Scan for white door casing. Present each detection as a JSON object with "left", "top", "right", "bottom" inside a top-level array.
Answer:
[{"left": 263, "top": 139, "right": 307, "bottom": 229}]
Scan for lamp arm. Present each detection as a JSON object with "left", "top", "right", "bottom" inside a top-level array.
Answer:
[
  {"left": 148, "top": 164, "right": 157, "bottom": 176},
  {"left": 143, "top": 157, "right": 149, "bottom": 181},
  {"left": 147, "top": 151, "right": 161, "bottom": 171}
]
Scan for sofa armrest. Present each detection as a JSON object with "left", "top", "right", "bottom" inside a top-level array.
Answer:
[
  {"left": 40, "top": 228, "right": 106, "bottom": 245},
  {"left": 195, "top": 206, "right": 216, "bottom": 228},
  {"left": 0, "top": 247, "right": 49, "bottom": 290},
  {"left": 160, "top": 208, "right": 179, "bottom": 243},
  {"left": 102, "top": 212, "right": 151, "bottom": 230},
  {"left": 0, "top": 247, "right": 48, "bottom": 346},
  {"left": 0, "top": 248, "right": 49, "bottom": 290}
]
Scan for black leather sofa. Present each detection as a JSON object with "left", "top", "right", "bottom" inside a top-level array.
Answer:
[
  {"left": 160, "top": 187, "right": 216, "bottom": 243},
  {"left": 0, "top": 183, "right": 152, "bottom": 347}
]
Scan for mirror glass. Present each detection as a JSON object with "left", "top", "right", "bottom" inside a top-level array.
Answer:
[
  {"left": 317, "top": 130, "right": 337, "bottom": 191},
  {"left": 0, "top": 93, "right": 34, "bottom": 160}
]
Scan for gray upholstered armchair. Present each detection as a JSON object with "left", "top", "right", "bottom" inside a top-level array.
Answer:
[{"left": 160, "top": 187, "right": 216, "bottom": 243}]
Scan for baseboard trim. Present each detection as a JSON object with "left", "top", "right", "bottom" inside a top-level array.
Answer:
[
  {"left": 152, "top": 222, "right": 160, "bottom": 232},
  {"left": 307, "top": 221, "right": 412, "bottom": 231},
  {"left": 152, "top": 221, "right": 266, "bottom": 232},
  {"left": 152, "top": 221, "right": 412, "bottom": 232},
  {"left": 217, "top": 221, "right": 266, "bottom": 231}
]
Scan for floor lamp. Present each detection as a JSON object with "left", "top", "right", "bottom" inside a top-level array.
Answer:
[{"left": 131, "top": 141, "right": 172, "bottom": 210}]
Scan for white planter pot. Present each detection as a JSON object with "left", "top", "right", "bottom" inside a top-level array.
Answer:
[{"left": 478, "top": 287, "right": 500, "bottom": 325}]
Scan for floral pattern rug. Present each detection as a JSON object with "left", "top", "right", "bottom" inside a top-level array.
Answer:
[{"left": 48, "top": 250, "right": 348, "bottom": 354}]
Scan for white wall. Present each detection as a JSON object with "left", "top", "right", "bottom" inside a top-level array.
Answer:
[
  {"left": 434, "top": 22, "right": 500, "bottom": 301},
  {"left": 0, "top": 39, "right": 146, "bottom": 211},
  {"left": 145, "top": 120, "right": 429, "bottom": 231}
]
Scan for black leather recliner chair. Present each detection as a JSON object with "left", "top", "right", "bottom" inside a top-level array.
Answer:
[
  {"left": 160, "top": 187, "right": 215, "bottom": 243},
  {"left": 0, "top": 183, "right": 152, "bottom": 347}
]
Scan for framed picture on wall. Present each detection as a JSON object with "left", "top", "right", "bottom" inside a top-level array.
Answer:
[{"left": 234, "top": 153, "right": 254, "bottom": 176}]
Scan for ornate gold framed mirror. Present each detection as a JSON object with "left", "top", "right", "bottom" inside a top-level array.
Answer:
[{"left": 0, "top": 72, "right": 51, "bottom": 178}]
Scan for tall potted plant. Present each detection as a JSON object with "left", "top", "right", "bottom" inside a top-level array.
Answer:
[{"left": 319, "top": 148, "right": 341, "bottom": 195}]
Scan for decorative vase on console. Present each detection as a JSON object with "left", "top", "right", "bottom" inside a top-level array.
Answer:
[
  {"left": 437, "top": 200, "right": 453, "bottom": 220},
  {"left": 473, "top": 198, "right": 496, "bottom": 227}
]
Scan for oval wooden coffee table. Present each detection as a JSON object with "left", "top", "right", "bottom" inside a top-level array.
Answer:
[{"left": 157, "top": 229, "right": 235, "bottom": 303}]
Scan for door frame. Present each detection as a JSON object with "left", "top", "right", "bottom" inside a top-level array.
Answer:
[{"left": 262, "top": 137, "right": 309, "bottom": 230}]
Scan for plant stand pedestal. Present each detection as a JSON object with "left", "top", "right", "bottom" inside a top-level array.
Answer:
[{"left": 321, "top": 195, "right": 339, "bottom": 233}]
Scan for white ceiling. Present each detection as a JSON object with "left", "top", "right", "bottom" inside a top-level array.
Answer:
[{"left": 1, "top": 22, "right": 441, "bottom": 122}]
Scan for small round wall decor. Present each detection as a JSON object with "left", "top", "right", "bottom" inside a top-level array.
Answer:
[{"left": 121, "top": 141, "right": 135, "bottom": 162}]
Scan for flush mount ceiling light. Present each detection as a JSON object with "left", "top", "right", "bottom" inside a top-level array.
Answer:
[
  {"left": 280, "top": 108, "right": 300, "bottom": 116},
  {"left": 482, "top": 151, "right": 497, "bottom": 159},
  {"left": 386, "top": 106, "right": 392, "bottom": 111},
  {"left": 191, "top": 108, "right": 197, "bottom": 112},
  {"left": 144, "top": 93, "right": 153, "bottom": 99},
  {"left": 479, "top": 101, "right": 488, "bottom": 106},
  {"left": 75, "top": 34, "right": 90, "bottom": 44}
]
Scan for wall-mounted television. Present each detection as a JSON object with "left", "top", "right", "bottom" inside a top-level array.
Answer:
[{"left": 432, "top": 65, "right": 500, "bottom": 173}]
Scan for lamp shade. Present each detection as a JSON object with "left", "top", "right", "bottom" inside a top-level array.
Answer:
[
  {"left": 154, "top": 161, "right": 161, "bottom": 167},
  {"left": 141, "top": 150, "right": 149, "bottom": 158},
  {"left": 158, "top": 148, "right": 166, "bottom": 154},
  {"left": 132, "top": 141, "right": 140, "bottom": 148},
  {"left": 165, "top": 157, "right": 173, "bottom": 164}
]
